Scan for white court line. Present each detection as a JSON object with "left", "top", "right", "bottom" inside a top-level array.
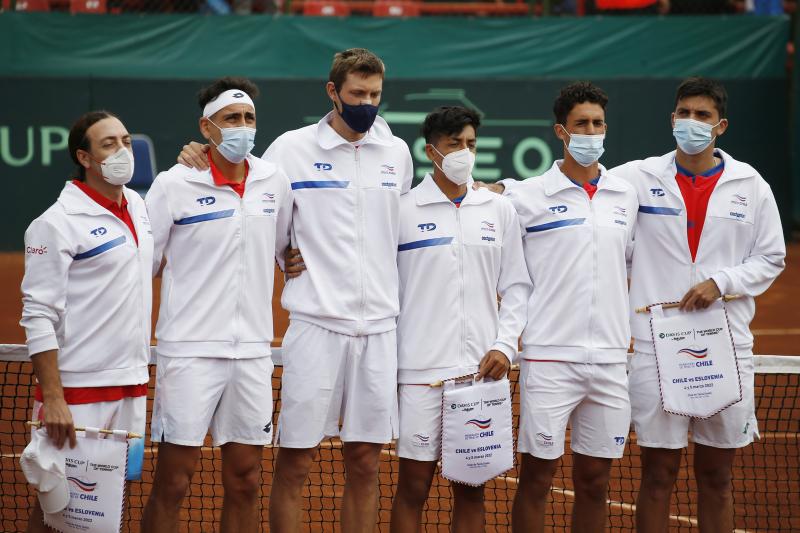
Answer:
[
  {"left": 752, "top": 328, "right": 800, "bottom": 336},
  {"left": 495, "top": 475, "right": 755, "bottom": 533}
]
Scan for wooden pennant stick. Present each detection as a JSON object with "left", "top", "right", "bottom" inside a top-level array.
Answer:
[
  {"left": 634, "top": 294, "right": 741, "bottom": 314},
  {"left": 429, "top": 363, "right": 520, "bottom": 388},
  {"left": 27, "top": 420, "right": 142, "bottom": 439}
]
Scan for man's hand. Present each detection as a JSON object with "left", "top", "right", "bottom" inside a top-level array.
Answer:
[
  {"left": 679, "top": 279, "right": 722, "bottom": 311},
  {"left": 41, "top": 397, "right": 77, "bottom": 449},
  {"left": 473, "top": 181, "right": 505, "bottom": 194},
  {"left": 178, "top": 141, "right": 210, "bottom": 170},
  {"left": 476, "top": 350, "right": 511, "bottom": 380},
  {"left": 284, "top": 247, "right": 306, "bottom": 279}
]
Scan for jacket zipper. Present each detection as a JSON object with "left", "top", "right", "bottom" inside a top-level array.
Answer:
[
  {"left": 234, "top": 193, "right": 246, "bottom": 347},
  {"left": 587, "top": 190, "right": 597, "bottom": 362},
  {"left": 455, "top": 203, "right": 467, "bottom": 367},
  {"left": 354, "top": 147, "right": 366, "bottom": 335}
]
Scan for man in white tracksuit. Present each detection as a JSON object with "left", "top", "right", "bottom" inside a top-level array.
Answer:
[
  {"left": 480, "top": 82, "right": 638, "bottom": 533},
  {"left": 390, "top": 107, "right": 531, "bottom": 533},
  {"left": 611, "top": 77, "right": 785, "bottom": 532},
  {"left": 178, "top": 49, "right": 413, "bottom": 532},
  {"left": 141, "top": 78, "right": 292, "bottom": 533},
  {"left": 21, "top": 110, "right": 152, "bottom": 531}
]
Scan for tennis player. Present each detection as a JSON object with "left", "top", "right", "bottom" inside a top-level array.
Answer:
[
  {"left": 141, "top": 77, "right": 293, "bottom": 533},
  {"left": 478, "top": 82, "right": 638, "bottom": 532},
  {"left": 176, "top": 49, "right": 414, "bottom": 532},
  {"left": 390, "top": 106, "right": 531, "bottom": 532},
  {"left": 20, "top": 110, "right": 152, "bottom": 531},
  {"left": 611, "top": 77, "right": 786, "bottom": 532}
]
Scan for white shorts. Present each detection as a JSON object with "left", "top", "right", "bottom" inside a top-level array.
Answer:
[
  {"left": 518, "top": 361, "right": 631, "bottom": 460},
  {"left": 629, "top": 352, "right": 759, "bottom": 449},
  {"left": 32, "top": 396, "right": 146, "bottom": 480},
  {"left": 277, "top": 320, "right": 398, "bottom": 448},
  {"left": 151, "top": 355, "right": 274, "bottom": 447},
  {"left": 397, "top": 385, "right": 443, "bottom": 461}
]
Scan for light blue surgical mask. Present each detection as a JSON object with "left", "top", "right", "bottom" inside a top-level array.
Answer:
[
  {"left": 673, "top": 118, "right": 722, "bottom": 155},
  {"left": 208, "top": 119, "right": 256, "bottom": 164},
  {"left": 559, "top": 125, "right": 605, "bottom": 167}
]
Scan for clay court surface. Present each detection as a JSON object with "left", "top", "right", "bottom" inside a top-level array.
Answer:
[{"left": 1, "top": 244, "right": 798, "bottom": 531}]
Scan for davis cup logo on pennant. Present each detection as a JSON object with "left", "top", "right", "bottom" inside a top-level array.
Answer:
[
  {"left": 648, "top": 299, "right": 742, "bottom": 418},
  {"left": 441, "top": 377, "right": 514, "bottom": 486}
]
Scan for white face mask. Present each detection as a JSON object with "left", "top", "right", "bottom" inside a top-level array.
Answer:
[
  {"left": 431, "top": 146, "right": 475, "bottom": 186},
  {"left": 95, "top": 147, "right": 134, "bottom": 186}
]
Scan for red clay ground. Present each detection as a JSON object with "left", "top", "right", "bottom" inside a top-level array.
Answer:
[{"left": 1, "top": 243, "right": 798, "bottom": 531}]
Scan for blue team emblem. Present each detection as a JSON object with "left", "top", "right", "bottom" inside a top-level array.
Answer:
[
  {"left": 548, "top": 205, "right": 567, "bottom": 214},
  {"left": 196, "top": 196, "right": 216, "bottom": 206},
  {"left": 314, "top": 162, "right": 333, "bottom": 171},
  {"left": 90, "top": 227, "right": 107, "bottom": 236},
  {"left": 418, "top": 223, "right": 436, "bottom": 232}
]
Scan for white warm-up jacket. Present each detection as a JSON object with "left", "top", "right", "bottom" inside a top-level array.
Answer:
[
  {"left": 611, "top": 149, "right": 785, "bottom": 355},
  {"left": 263, "top": 113, "right": 413, "bottom": 336},
  {"left": 146, "top": 154, "right": 292, "bottom": 358},
  {"left": 396, "top": 175, "right": 531, "bottom": 384},
  {"left": 504, "top": 161, "right": 638, "bottom": 363},
  {"left": 20, "top": 182, "right": 153, "bottom": 387}
]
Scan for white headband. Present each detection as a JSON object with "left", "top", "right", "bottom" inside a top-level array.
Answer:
[{"left": 202, "top": 89, "right": 255, "bottom": 118}]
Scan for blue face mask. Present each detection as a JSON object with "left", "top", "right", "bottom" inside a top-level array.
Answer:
[
  {"left": 336, "top": 91, "right": 379, "bottom": 134},
  {"left": 208, "top": 119, "right": 256, "bottom": 164},
  {"left": 560, "top": 125, "right": 605, "bottom": 167},
  {"left": 673, "top": 118, "right": 721, "bottom": 155}
]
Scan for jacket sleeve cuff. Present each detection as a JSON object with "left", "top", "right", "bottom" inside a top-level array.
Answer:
[
  {"left": 26, "top": 332, "right": 59, "bottom": 358},
  {"left": 491, "top": 342, "right": 516, "bottom": 365},
  {"left": 710, "top": 271, "right": 731, "bottom": 296}
]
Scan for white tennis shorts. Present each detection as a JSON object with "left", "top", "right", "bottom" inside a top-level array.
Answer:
[
  {"left": 150, "top": 355, "right": 274, "bottom": 447},
  {"left": 518, "top": 361, "right": 631, "bottom": 460},
  {"left": 397, "top": 384, "right": 443, "bottom": 461},
  {"left": 276, "top": 320, "right": 398, "bottom": 448},
  {"left": 32, "top": 396, "right": 146, "bottom": 480},
  {"left": 629, "top": 351, "right": 759, "bottom": 449}
]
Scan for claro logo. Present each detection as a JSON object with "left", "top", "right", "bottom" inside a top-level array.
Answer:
[{"left": 26, "top": 245, "right": 47, "bottom": 255}]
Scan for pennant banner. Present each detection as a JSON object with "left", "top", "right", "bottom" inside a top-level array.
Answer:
[
  {"left": 441, "top": 377, "right": 514, "bottom": 486},
  {"left": 650, "top": 300, "right": 742, "bottom": 418}
]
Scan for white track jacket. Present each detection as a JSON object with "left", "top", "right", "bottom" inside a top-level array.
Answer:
[
  {"left": 146, "top": 154, "right": 292, "bottom": 358},
  {"left": 20, "top": 182, "right": 153, "bottom": 387},
  {"left": 504, "top": 161, "right": 638, "bottom": 364},
  {"left": 263, "top": 113, "right": 413, "bottom": 336},
  {"left": 611, "top": 149, "right": 785, "bottom": 355},
  {"left": 396, "top": 175, "right": 531, "bottom": 384}
]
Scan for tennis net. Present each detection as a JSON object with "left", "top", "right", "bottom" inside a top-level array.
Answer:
[{"left": 1, "top": 346, "right": 798, "bottom": 532}]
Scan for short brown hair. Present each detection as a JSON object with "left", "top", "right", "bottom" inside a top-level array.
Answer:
[{"left": 329, "top": 48, "right": 385, "bottom": 90}]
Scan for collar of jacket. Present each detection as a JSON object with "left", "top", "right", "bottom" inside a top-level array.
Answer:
[
  {"left": 542, "top": 160, "right": 627, "bottom": 197},
  {"left": 414, "top": 173, "right": 493, "bottom": 207},
  {"left": 314, "top": 111, "right": 395, "bottom": 150}
]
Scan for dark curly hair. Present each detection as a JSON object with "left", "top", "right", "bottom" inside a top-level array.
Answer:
[{"left": 553, "top": 82, "right": 608, "bottom": 125}]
